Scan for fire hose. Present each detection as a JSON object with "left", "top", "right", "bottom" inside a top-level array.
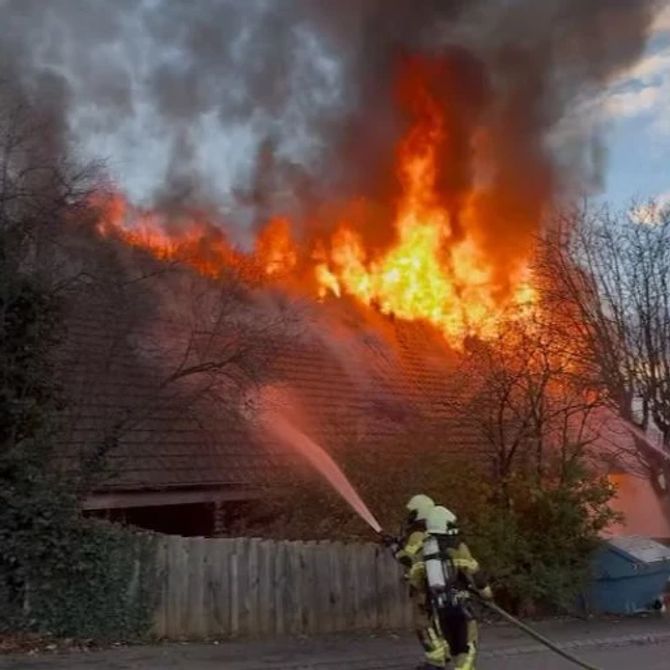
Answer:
[{"left": 471, "top": 593, "right": 603, "bottom": 670}]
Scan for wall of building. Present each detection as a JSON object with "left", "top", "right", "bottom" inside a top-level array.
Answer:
[{"left": 607, "top": 474, "right": 670, "bottom": 540}]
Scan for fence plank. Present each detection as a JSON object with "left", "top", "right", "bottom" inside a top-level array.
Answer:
[
  {"left": 163, "top": 536, "right": 175, "bottom": 639},
  {"left": 348, "top": 545, "right": 364, "bottom": 630},
  {"left": 366, "top": 544, "right": 376, "bottom": 628},
  {"left": 217, "top": 539, "right": 233, "bottom": 637},
  {"left": 380, "top": 547, "right": 395, "bottom": 629},
  {"left": 376, "top": 546, "right": 386, "bottom": 628},
  {"left": 203, "top": 539, "right": 216, "bottom": 637},
  {"left": 291, "top": 541, "right": 305, "bottom": 634},
  {"left": 387, "top": 551, "right": 401, "bottom": 628},
  {"left": 230, "top": 538, "right": 245, "bottom": 637},
  {"left": 345, "top": 542, "right": 358, "bottom": 629},
  {"left": 246, "top": 538, "right": 260, "bottom": 636},
  {"left": 258, "top": 540, "right": 273, "bottom": 636},
  {"left": 168, "top": 536, "right": 188, "bottom": 639},
  {"left": 331, "top": 541, "right": 345, "bottom": 632},
  {"left": 402, "top": 562, "right": 413, "bottom": 629},
  {"left": 241, "top": 537, "right": 253, "bottom": 636},
  {"left": 396, "top": 560, "right": 411, "bottom": 629},
  {"left": 152, "top": 535, "right": 169, "bottom": 637},
  {"left": 310, "top": 541, "right": 322, "bottom": 634},
  {"left": 311, "top": 542, "right": 323, "bottom": 634},
  {"left": 204, "top": 538, "right": 222, "bottom": 637},
  {"left": 387, "top": 555, "right": 402, "bottom": 629},
  {"left": 192, "top": 537, "right": 208, "bottom": 638},
  {"left": 299, "top": 541, "right": 312, "bottom": 634},
  {"left": 316, "top": 542, "right": 333, "bottom": 634},
  {"left": 181, "top": 538, "right": 192, "bottom": 636},
  {"left": 273, "top": 541, "right": 287, "bottom": 636}
]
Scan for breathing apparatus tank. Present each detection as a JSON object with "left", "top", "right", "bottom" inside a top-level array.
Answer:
[
  {"left": 423, "top": 506, "right": 459, "bottom": 608},
  {"left": 423, "top": 535, "right": 450, "bottom": 607}
]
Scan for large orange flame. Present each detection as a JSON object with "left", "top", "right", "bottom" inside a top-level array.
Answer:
[
  {"left": 310, "top": 56, "right": 534, "bottom": 341},
  {"left": 95, "top": 193, "right": 245, "bottom": 278},
  {"left": 95, "top": 57, "right": 535, "bottom": 348}
]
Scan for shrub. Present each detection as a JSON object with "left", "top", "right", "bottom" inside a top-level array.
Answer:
[
  {"left": 0, "top": 267, "right": 158, "bottom": 639},
  {"left": 461, "top": 468, "right": 619, "bottom": 614}
]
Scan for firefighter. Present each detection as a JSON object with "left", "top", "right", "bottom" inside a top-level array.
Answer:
[
  {"left": 382, "top": 495, "right": 448, "bottom": 670},
  {"left": 422, "top": 506, "right": 492, "bottom": 670}
]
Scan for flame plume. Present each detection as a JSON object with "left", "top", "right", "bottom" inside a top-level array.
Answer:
[{"left": 96, "top": 56, "right": 535, "bottom": 347}]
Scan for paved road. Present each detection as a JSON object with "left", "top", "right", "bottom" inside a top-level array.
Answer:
[
  {"left": 2, "top": 619, "right": 669, "bottom": 670},
  {"left": 1, "top": 641, "right": 669, "bottom": 670},
  {"left": 482, "top": 640, "right": 670, "bottom": 669}
]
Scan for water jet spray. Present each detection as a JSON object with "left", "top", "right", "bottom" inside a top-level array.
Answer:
[{"left": 247, "top": 386, "right": 382, "bottom": 534}]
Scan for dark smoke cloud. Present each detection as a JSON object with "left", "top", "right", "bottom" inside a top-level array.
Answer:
[{"left": 0, "top": 0, "right": 659, "bottom": 245}]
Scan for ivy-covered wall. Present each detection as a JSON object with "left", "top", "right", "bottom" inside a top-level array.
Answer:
[{"left": 0, "top": 520, "right": 159, "bottom": 640}]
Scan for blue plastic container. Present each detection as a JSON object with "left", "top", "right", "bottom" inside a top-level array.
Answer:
[{"left": 586, "top": 536, "right": 670, "bottom": 614}]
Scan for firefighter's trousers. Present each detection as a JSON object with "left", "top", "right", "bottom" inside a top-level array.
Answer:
[
  {"left": 411, "top": 588, "right": 448, "bottom": 668},
  {"left": 436, "top": 602, "right": 478, "bottom": 670}
]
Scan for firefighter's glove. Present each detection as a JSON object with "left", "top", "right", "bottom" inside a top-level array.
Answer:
[
  {"left": 479, "top": 585, "right": 494, "bottom": 601},
  {"left": 380, "top": 533, "right": 399, "bottom": 548}
]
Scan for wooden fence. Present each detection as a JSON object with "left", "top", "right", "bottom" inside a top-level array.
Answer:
[{"left": 151, "top": 536, "right": 413, "bottom": 639}]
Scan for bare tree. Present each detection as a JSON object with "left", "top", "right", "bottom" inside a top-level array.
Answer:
[
  {"left": 0, "top": 91, "right": 99, "bottom": 268},
  {"left": 541, "top": 202, "right": 670, "bottom": 504},
  {"left": 461, "top": 305, "right": 605, "bottom": 507}
]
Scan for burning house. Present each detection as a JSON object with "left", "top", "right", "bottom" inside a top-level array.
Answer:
[
  {"left": 58, "top": 269, "right": 484, "bottom": 536},
  {"left": 55, "top": 222, "right": 487, "bottom": 537},
  {"left": 2, "top": 2, "right": 665, "bottom": 536}
]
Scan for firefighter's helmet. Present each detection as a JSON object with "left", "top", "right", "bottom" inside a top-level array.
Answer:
[
  {"left": 425, "top": 506, "right": 458, "bottom": 535},
  {"left": 406, "top": 494, "right": 435, "bottom": 523}
]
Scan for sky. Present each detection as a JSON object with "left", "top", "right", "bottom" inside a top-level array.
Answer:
[{"left": 600, "top": 4, "right": 670, "bottom": 207}]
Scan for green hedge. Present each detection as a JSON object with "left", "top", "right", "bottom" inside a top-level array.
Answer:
[{"left": 1, "top": 513, "right": 159, "bottom": 640}]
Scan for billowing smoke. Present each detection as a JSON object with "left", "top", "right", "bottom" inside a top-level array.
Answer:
[{"left": 0, "top": 0, "right": 658, "bottom": 257}]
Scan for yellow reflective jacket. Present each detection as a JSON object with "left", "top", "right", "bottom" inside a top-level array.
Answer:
[
  {"left": 394, "top": 529, "right": 427, "bottom": 590},
  {"left": 445, "top": 540, "right": 490, "bottom": 595}
]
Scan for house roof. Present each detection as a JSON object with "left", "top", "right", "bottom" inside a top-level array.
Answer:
[
  {"left": 58, "top": 307, "right": 274, "bottom": 493},
  {"left": 55, "top": 260, "right": 483, "bottom": 500}
]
